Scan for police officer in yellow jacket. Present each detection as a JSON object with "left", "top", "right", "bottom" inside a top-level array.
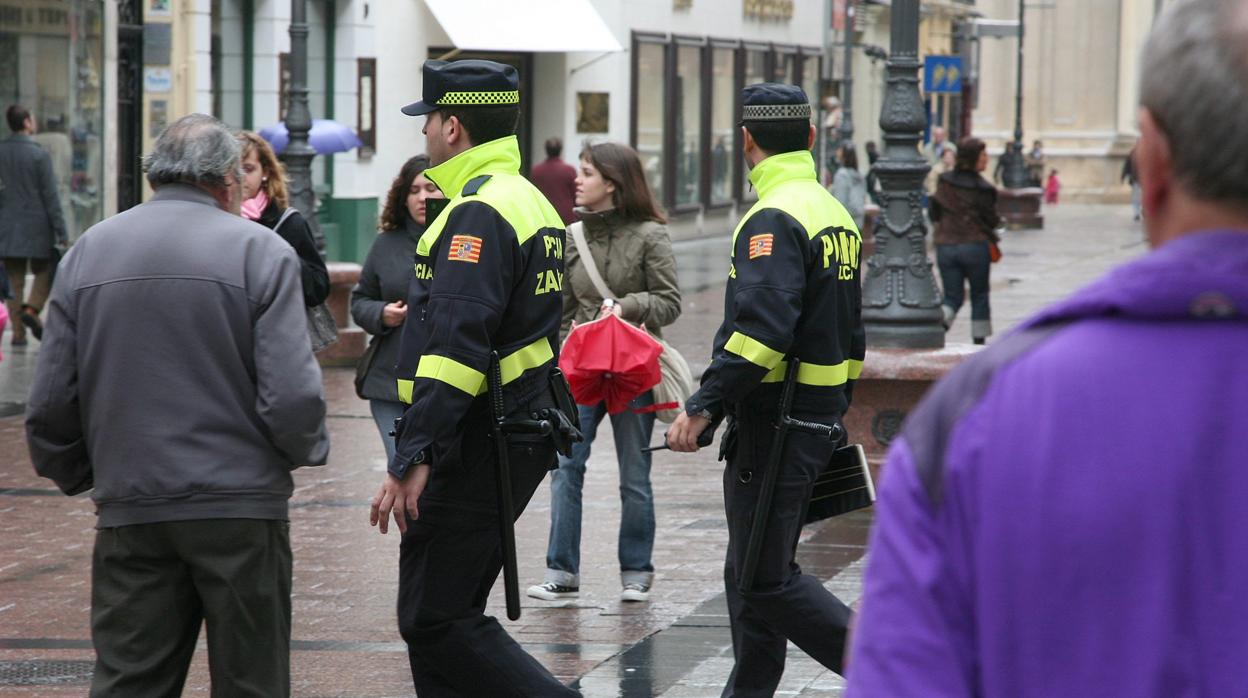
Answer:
[
  {"left": 368, "top": 59, "right": 579, "bottom": 697},
  {"left": 668, "top": 83, "right": 865, "bottom": 696}
]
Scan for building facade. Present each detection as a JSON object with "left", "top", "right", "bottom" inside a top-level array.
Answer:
[{"left": 970, "top": 0, "right": 1163, "bottom": 200}]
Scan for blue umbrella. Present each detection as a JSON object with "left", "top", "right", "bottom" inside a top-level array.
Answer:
[{"left": 258, "top": 119, "right": 363, "bottom": 155}]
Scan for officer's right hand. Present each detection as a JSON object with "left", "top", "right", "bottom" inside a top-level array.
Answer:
[
  {"left": 667, "top": 412, "right": 710, "bottom": 452},
  {"left": 369, "top": 465, "right": 430, "bottom": 534}
]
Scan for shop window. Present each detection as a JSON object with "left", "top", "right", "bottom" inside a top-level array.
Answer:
[
  {"left": 632, "top": 38, "right": 666, "bottom": 204},
  {"left": 740, "top": 48, "right": 767, "bottom": 201},
  {"left": 709, "top": 46, "right": 735, "bottom": 206},
  {"left": 0, "top": 0, "right": 106, "bottom": 240},
  {"left": 673, "top": 42, "right": 702, "bottom": 209}
]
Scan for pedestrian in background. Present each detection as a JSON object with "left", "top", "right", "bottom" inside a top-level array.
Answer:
[
  {"left": 26, "top": 113, "right": 329, "bottom": 697},
  {"left": 849, "top": 1, "right": 1248, "bottom": 694},
  {"left": 527, "top": 141, "right": 680, "bottom": 604},
  {"left": 0, "top": 104, "right": 67, "bottom": 346},
  {"left": 1045, "top": 168, "right": 1061, "bottom": 204},
  {"left": 668, "top": 83, "right": 865, "bottom": 695},
  {"left": 924, "top": 145, "right": 956, "bottom": 198},
  {"left": 864, "top": 140, "right": 882, "bottom": 205},
  {"left": 1026, "top": 138, "right": 1046, "bottom": 186},
  {"left": 1123, "top": 144, "right": 1142, "bottom": 220},
  {"left": 531, "top": 136, "right": 578, "bottom": 225},
  {"left": 930, "top": 137, "right": 1001, "bottom": 345},
  {"left": 351, "top": 155, "right": 442, "bottom": 463},
  {"left": 832, "top": 142, "right": 867, "bottom": 231},
  {"left": 237, "top": 131, "right": 330, "bottom": 309},
  {"left": 925, "top": 125, "right": 952, "bottom": 166}
]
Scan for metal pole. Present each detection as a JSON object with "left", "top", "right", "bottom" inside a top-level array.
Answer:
[
  {"left": 839, "top": 0, "right": 855, "bottom": 148},
  {"left": 1001, "top": 0, "right": 1031, "bottom": 188},
  {"left": 859, "top": 0, "right": 945, "bottom": 349},
  {"left": 285, "top": 0, "right": 324, "bottom": 250}
]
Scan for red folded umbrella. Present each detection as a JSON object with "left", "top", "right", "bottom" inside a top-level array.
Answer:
[{"left": 559, "top": 314, "right": 663, "bottom": 414}]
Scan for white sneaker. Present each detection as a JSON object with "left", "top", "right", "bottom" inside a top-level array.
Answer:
[
  {"left": 620, "top": 582, "right": 651, "bottom": 602},
  {"left": 526, "top": 582, "right": 579, "bottom": 601}
]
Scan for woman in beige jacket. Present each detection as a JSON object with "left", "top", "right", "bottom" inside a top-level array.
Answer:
[{"left": 527, "top": 142, "right": 681, "bottom": 603}]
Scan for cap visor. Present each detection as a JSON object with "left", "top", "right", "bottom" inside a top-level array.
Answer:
[{"left": 401, "top": 101, "right": 437, "bottom": 116}]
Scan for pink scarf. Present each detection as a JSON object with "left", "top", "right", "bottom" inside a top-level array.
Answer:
[{"left": 241, "top": 190, "right": 270, "bottom": 221}]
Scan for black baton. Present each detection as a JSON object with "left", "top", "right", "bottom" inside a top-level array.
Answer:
[
  {"left": 738, "top": 360, "right": 799, "bottom": 593},
  {"left": 488, "top": 351, "right": 522, "bottom": 621}
]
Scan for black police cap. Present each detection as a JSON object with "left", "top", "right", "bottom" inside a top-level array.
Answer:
[
  {"left": 741, "top": 82, "right": 812, "bottom": 122},
  {"left": 401, "top": 59, "right": 520, "bottom": 116}
]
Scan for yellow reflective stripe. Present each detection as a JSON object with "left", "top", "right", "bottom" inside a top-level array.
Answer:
[
  {"left": 848, "top": 359, "right": 863, "bottom": 380},
  {"left": 499, "top": 337, "right": 554, "bottom": 384},
  {"left": 416, "top": 354, "right": 486, "bottom": 396},
  {"left": 760, "top": 359, "right": 853, "bottom": 387},
  {"left": 724, "top": 332, "right": 785, "bottom": 371},
  {"left": 399, "top": 337, "right": 554, "bottom": 403}
]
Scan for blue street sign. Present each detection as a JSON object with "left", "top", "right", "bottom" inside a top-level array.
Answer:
[{"left": 924, "top": 56, "right": 963, "bottom": 94}]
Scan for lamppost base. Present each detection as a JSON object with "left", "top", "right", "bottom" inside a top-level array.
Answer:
[
  {"left": 997, "top": 187, "right": 1045, "bottom": 230},
  {"left": 863, "top": 318, "right": 947, "bottom": 350}
]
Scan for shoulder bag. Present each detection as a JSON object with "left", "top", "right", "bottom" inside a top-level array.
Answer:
[
  {"left": 275, "top": 208, "right": 339, "bottom": 352},
  {"left": 567, "top": 222, "right": 692, "bottom": 423}
]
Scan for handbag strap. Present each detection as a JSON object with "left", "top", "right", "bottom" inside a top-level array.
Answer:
[
  {"left": 567, "top": 221, "right": 616, "bottom": 300},
  {"left": 274, "top": 207, "right": 298, "bottom": 234}
]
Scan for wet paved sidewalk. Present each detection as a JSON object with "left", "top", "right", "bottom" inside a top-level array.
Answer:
[{"left": 0, "top": 204, "right": 1145, "bottom": 695}]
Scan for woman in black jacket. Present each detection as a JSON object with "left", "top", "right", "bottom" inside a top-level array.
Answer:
[
  {"left": 237, "top": 131, "right": 330, "bottom": 308},
  {"left": 350, "top": 155, "right": 442, "bottom": 463}
]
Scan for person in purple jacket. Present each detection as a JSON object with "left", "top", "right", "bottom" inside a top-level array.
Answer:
[{"left": 847, "top": 0, "right": 1248, "bottom": 695}]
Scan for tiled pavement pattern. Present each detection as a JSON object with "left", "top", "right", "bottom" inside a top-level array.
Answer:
[{"left": 0, "top": 204, "right": 1144, "bottom": 695}]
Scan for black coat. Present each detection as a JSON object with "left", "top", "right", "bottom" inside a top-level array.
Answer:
[
  {"left": 350, "top": 217, "right": 423, "bottom": 402},
  {"left": 256, "top": 199, "right": 330, "bottom": 307},
  {"left": 0, "top": 134, "right": 66, "bottom": 258}
]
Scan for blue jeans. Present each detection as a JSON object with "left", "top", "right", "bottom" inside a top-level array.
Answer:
[
  {"left": 937, "top": 241, "right": 993, "bottom": 341},
  {"left": 544, "top": 392, "right": 656, "bottom": 587},
  {"left": 370, "top": 399, "right": 407, "bottom": 465}
]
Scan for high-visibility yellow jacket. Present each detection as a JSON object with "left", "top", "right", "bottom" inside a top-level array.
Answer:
[
  {"left": 685, "top": 149, "right": 866, "bottom": 419},
  {"left": 391, "top": 136, "right": 565, "bottom": 478}
]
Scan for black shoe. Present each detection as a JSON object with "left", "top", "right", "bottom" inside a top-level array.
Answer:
[
  {"left": 526, "top": 582, "right": 579, "bottom": 600},
  {"left": 20, "top": 306, "right": 42, "bottom": 341}
]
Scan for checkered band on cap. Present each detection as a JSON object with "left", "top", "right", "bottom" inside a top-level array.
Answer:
[
  {"left": 742, "top": 102, "right": 811, "bottom": 121},
  {"left": 436, "top": 90, "right": 520, "bottom": 106}
]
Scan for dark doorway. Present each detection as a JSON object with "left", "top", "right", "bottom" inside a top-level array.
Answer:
[{"left": 117, "top": 0, "right": 143, "bottom": 211}]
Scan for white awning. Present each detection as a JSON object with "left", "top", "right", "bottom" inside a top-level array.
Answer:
[{"left": 423, "top": 0, "right": 623, "bottom": 54}]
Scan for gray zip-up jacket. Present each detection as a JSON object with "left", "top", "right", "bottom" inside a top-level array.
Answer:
[{"left": 25, "top": 184, "right": 330, "bottom": 528}]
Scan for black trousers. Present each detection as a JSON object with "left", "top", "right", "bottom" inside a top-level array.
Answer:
[
  {"left": 397, "top": 418, "right": 580, "bottom": 697},
  {"left": 90, "top": 518, "right": 292, "bottom": 697},
  {"left": 720, "top": 410, "right": 853, "bottom": 698}
]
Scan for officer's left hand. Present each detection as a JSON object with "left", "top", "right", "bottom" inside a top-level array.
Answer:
[
  {"left": 667, "top": 412, "right": 710, "bottom": 452},
  {"left": 369, "top": 465, "right": 431, "bottom": 534}
]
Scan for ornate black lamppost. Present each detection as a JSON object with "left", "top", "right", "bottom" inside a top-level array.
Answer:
[
  {"left": 860, "top": 0, "right": 945, "bottom": 349},
  {"left": 284, "top": 0, "right": 322, "bottom": 248},
  {"left": 999, "top": 0, "right": 1031, "bottom": 189}
]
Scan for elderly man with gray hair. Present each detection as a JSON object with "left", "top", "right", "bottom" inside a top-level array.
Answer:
[
  {"left": 847, "top": 0, "right": 1248, "bottom": 695},
  {"left": 25, "top": 113, "right": 329, "bottom": 696}
]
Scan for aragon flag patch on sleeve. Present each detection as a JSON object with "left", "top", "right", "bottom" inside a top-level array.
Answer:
[
  {"left": 448, "top": 234, "right": 482, "bottom": 263},
  {"left": 748, "top": 233, "right": 774, "bottom": 259}
]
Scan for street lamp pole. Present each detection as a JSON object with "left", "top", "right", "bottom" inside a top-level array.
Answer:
[
  {"left": 839, "top": 0, "right": 855, "bottom": 149},
  {"left": 1000, "top": 0, "right": 1031, "bottom": 188},
  {"left": 284, "top": 0, "right": 323, "bottom": 248},
  {"left": 860, "top": 0, "right": 945, "bottom": 349}
]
